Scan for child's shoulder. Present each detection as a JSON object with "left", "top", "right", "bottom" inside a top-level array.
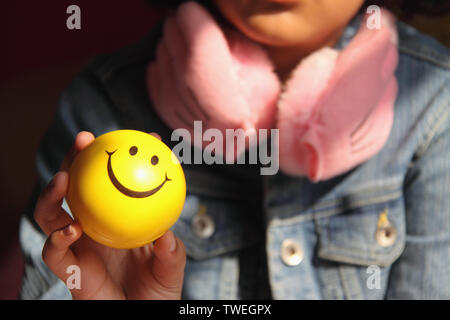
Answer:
[
  {"left": 393, "top": 22, "right": 449, "bottom": 159},
  {"left": 397, "top": 21, "right": 450, "bottom": 71}
]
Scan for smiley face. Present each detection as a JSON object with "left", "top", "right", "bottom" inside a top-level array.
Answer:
[
  {"left": 66, "top": 130, "right": 186, "bottom": 249},
  {"left": 106, "top": 149, "right": 171, "bottom": 198}
]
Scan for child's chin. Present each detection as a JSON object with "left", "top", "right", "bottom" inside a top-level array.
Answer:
[{"left": 239, "top": 23, "right": 317, "bottom": 48}]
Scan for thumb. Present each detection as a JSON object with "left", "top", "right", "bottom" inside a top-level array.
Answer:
[{"left": 150, "top": 230, "right": 186, "bottom": 299}]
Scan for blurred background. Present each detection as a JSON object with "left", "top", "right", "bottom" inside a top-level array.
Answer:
[
  {"left": 0, "top": 0, "right": 164, "bottom": 299},
  {"left": 1, "top": 0, "right": 449, "bottom": 299}
]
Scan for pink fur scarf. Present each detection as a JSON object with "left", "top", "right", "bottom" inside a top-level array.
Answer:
[{"left": 147, "top": 1, "right": 398, "bottom": 182}]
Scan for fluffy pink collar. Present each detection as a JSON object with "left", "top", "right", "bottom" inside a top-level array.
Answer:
[{"left": 147, "top": 1, "right": 398, "bottom": 181}]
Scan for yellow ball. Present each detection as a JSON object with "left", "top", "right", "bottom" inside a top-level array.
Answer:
[{"left": 66, "top": 130, "right": 186, "bottom": 249}]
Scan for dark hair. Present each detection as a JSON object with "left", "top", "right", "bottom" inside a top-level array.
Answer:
[{"left": 146, "top": 0, "right": 450, "bottom": 17}]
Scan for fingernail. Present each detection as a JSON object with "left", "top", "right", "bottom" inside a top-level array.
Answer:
[
  {"left": 63, "top": 225, "right": 73, "bottom": 236},
  {"left": 169, "top": 232, "right": 177, "bottom": 252}
]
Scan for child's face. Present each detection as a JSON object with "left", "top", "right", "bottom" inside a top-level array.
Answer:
[{"left": 213, "top": 0, "right": 365, "bottom": 47}]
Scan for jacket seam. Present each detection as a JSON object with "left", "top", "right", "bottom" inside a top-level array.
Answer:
[
  {"left": 312, "top": 181, "right": 402, "bottom": 211},
  {"left": 318, "top": 241, "right": 406, "bottom": 267},
  {"left": 416, "top": 98, "right": 450, "bottom": 158},
  {"left": 399, "top": 46, "right": 450, "bottom": 69},
  {"left": 270, "top": 190, "right": 402, "bottom": 227}
]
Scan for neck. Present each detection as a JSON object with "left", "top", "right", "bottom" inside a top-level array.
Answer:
[{"left": 263, "top": 29, "right": 345, "bottom": 83}]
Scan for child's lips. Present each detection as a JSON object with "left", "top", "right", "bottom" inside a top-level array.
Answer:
[
  {"left": 266, "top": 0, "right": 300, "bottom": 3},
  {"left": 255, "top": 0, "right": 300, "bottom": 14}
]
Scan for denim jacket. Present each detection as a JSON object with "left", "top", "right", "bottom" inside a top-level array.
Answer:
[{"left": 20, "top": 15, "right": 450, "bottom": 299}]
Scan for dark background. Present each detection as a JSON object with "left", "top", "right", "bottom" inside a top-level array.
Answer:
[
  {"left": 0, "top": 1, "right": 449, "bottom": 299},
  {"left": 0, "top": 1, "right": 164, "bottom": 299}
]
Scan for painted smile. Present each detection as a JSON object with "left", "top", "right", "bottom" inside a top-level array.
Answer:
[{"left": 106, "top": 150, "right": 171, "bottom": 198}]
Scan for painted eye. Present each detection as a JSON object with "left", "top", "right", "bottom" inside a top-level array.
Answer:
[
  {"left": 151, "top": 155, "right": 159, "bottom": 165},
  {"left": 129, "top": 146, "right": 138, "bottom": 156}
]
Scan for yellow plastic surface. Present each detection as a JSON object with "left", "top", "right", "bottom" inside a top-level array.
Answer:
[{"left": 66, "top": 130, "right": 186, "bottom": 249}]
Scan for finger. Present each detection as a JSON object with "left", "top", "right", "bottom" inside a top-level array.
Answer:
[
  {"left": 34, "top": 172, "right": 73, "bottom": 236},
  {"left": 149, "top": 132, "right": 161, "bottom": 140},
  {"left": 42, "top": 223, "right": 82, "bottom": 283},
  {"left": 60, "top": 131, "right": 95, "bottom": 172},
  {"left": 150, "top": 230, "right": 186, "bottom": 299}
]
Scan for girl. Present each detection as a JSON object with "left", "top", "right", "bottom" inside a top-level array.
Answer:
[{"left": 22, "top": 0, "right": 449, "bottom": 299}]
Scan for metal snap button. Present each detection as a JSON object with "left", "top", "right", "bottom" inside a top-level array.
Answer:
[
  {"left": 376, "top": 225, "right": 397, "bottom": 247},
  {"left": 280, "top": 239, "right": 304, "bottom": 266},
  {"left": 376, "top": 208, "right": 397, "bottom": 247},
  {"left": 192, "top": 205, "right": 215, "bottom": 239}
]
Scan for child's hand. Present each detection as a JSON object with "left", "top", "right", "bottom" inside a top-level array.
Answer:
[{"left": 33, "top": 131, "right": 186, "bottom": 300}]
